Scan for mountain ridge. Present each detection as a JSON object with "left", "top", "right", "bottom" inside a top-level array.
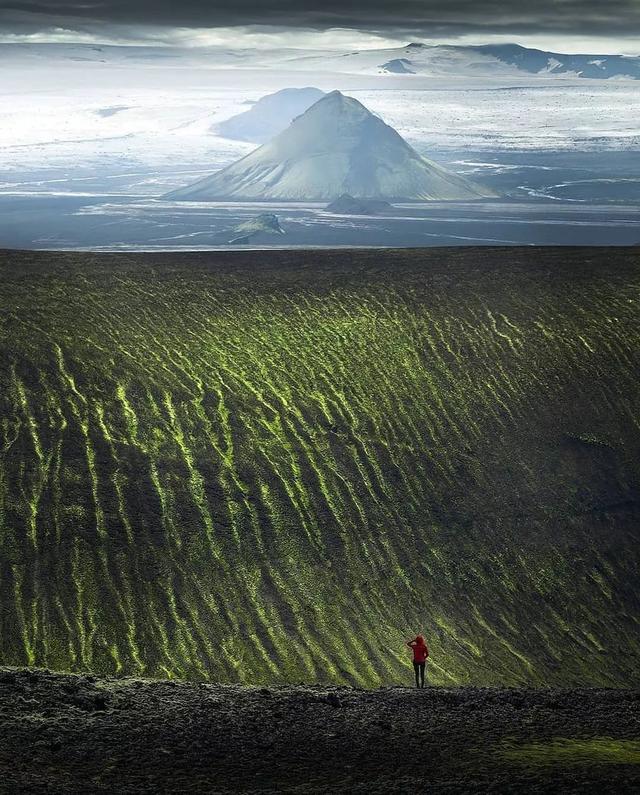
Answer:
[
  {"left": 287, "top": 41, "right": 640, "bottom": 80},
  {"left": 4, "top": 41, "right": 637, "bottom": 80}
]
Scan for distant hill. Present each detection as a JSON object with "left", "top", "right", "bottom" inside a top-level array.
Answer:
[
  {"left": 215, "top": 88, "right": 325, "bottom": 144},
  {"left": 474, "top": 43, "right": 640, "bottom": 79},
  {"left": 379, "top": 58, "right": 416, "bottom": 74},
  {"left": 1, "top": 247, "right": 639, "bottom": 686},
  {"left": 167, "top": 91, "right": 494, "bottom": 201}
]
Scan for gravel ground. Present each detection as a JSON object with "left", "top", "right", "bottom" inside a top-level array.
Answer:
[{"left": 1, "top": 667, "right": 639, "bottom": 794}]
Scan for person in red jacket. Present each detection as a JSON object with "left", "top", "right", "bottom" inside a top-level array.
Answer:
[{"left": 407, "top": 635, "right": 429, "bottom": 688}]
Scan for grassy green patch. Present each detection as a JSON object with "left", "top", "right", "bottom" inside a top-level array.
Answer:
[{"left": 499, "top": 738, "right": 640, "bottom": 767}]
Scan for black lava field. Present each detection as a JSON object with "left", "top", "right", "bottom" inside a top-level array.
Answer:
[
  {"left": 1, "top": 667, "right": 639, "bottom": 794},
  {"left": 1, "top": 247, "right": 639, "bottom": 687}
]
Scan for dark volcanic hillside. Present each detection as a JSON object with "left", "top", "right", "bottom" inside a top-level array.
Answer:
[{"left": 0, "top": 247, "right": 639, "bottom": 686}]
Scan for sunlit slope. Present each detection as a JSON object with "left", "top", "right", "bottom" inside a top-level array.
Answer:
[{"left": 1, "top": 248, "right": 639, "bottom": 686}]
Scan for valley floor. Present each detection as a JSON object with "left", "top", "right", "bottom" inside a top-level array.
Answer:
[{"left": 1, "top": 667, "right": 638, "bottom": 794}]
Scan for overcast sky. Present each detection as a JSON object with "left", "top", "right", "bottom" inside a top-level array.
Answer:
[{"left": 1, "top": 0, "right": 639, "bottom": 53}]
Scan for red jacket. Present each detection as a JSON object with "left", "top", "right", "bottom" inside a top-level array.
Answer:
[{"left": 408, "top": 638, "right": 429, "bottom": 663}]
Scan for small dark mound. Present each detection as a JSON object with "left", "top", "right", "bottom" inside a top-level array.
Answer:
[{"left": 325, "top": 194, "right": 393, "bottom": 215}]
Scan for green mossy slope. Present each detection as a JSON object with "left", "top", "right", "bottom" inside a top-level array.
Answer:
[{"left": 1, "top": 247, "right": 639, "bottom": 685}]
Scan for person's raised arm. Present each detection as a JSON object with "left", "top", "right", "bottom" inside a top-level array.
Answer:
[{"left": 406, "top": 640, "right": 416, "bottom": 648}]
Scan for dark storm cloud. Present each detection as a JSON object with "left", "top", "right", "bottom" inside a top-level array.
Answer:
[{"left": 2, "top": 0, "right": 640, "bottom": 38}]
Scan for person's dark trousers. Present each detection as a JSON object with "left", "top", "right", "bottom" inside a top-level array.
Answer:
[{"left": 413, "top": 661, "right": 426, "bottom": 688}]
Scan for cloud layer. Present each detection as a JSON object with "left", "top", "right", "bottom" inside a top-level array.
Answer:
[
  {"left": 1, "top": 1, "right": 639, "bottom": 51},
  {"left": 1, "top": 1, "right": 639, "bottom": 34}
]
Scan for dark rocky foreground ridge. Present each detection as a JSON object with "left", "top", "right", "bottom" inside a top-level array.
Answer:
[
  {"left": 1, "top": 667, "right": 639, "bottom": 794},
  {"left": 0, "top": 247, "right": 639, "bottom": 686}
]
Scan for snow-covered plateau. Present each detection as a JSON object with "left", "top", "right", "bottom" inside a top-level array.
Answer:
[{"left": 0, "top": 41, "right": 638, "bottom": 247}]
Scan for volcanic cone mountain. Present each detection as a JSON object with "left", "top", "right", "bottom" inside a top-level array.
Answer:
[{"left": 167, "top": 91, "right": 493, "bottom": 201}]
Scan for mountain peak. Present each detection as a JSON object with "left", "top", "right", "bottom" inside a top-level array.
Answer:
[
  {"left": 309, "top": 90, "right": 363, "bottom": 111},
  {"left": 309, "top": 89, "right": 350, "bottom": 108},
  {"left": 295, "top": 90, "right": 374, "bottom": 126}
]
